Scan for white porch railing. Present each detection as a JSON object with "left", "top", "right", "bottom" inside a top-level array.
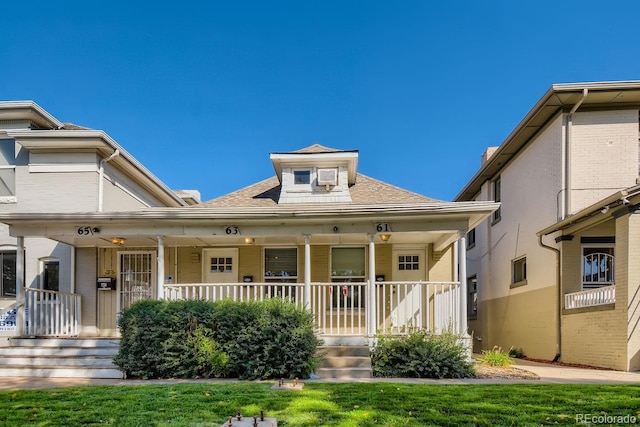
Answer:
[
  {"left": 24, "top": 288, "right": 82, "bottom": 337},
  {"left": 164, "top": 281, "right": 462, "bottom": 336},
  {"left": 565, "top": 285, "right": 616, "bottom": 310},
  {"left": 375, "top": 281, "right": 461, "bottom": 335}
]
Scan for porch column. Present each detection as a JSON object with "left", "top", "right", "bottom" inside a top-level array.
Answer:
[
  {"left": 304, "top": 234, "right": 311, "bottom": 310},
  {"left": 458, "top": 236, "right": 468, "bottom": 337},
  {"left": 368, "top": 234, "right": 377, "bottom": 336},
  {"left": 16, "top": 236, "right": 24, "bottom": 336},
  {"left": 157, "top": 236, "right": 165, "bottom": 300}
]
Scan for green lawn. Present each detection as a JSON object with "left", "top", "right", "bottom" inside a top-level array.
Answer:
[{"left": 1, "top": 382, "right": 639, "bottom": 426}]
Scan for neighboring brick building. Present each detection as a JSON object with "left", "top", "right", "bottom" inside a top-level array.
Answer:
[{"left": 456, "top": 81, "right": 640, "bottom": 371}]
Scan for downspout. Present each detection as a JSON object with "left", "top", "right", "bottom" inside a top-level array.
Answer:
[
  {"left": 564, "top": 88, "right": 588, "bottom": 219},
  {"left": 538, "top": 234, "right": 561, "bottom": 362},
  {"left": 98, "top": 150, "right": 120, "bottom": 212}
]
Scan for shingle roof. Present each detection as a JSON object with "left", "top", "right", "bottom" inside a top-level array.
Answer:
[
  {"left": 58, "top": 122, "right": 92, "bottom": 130},
  {"left": 292, "top": 144, "right": 352, "bottom": 154},
  {"left": 198, "top": 173, "right": 440, "bottom": 208}
]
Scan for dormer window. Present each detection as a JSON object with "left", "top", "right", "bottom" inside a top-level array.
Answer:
[{"left": 294, "top": 170, "right": 311, "bottom": 185}]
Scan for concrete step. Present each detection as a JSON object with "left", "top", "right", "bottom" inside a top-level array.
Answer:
[
  {"left": 0, "top": 347, "right": 118, "bottom": 357},
  {"left": 319, "top": 345, "right": 370, "bottom": 357},
  {"left": 318, "top": 356, "right": 371, "bottom": 369},
  {"left": 9, "top": 338, "right": 120, "bottom": 348},
  {"left": 0, "top": 355, "right": 118, "bottom": 367},
  {"left": 315, "top": 345, "right": 373, "bottom": 379},
  {"left": 315, "top": 367, "right": 372, "bottom": 379},
  {"left": 1, "top": 338, "right": 123, "bottom": 379},
  {"left": 0, "top": 366, "right": 124, "bottom": 379}
]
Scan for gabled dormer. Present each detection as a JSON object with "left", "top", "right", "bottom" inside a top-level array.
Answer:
[{"left": 270, "top": 144, "right": 358, "bottom": 204}]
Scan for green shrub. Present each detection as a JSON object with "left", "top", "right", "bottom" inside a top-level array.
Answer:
[
  {"left": 479, "top": 346, "right": 513, "bottom": 367},
  {"left": 371, "top": 330, "right": 474, "bottom": 379},
  {"left": 114, "top": 299, "right": 321, "bottom": 380}
]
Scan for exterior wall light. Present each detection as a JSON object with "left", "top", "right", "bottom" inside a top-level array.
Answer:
[
  {"left": 380, "top": 234, "right": 391, "bottom": 242},
  {"left": 111, "top": 237, "right": 126, "bottom": 245},
  {"left": 244, "top": 237, "right": 255, "bottom": 244}
]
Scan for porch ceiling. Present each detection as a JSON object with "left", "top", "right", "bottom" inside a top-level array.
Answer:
[{"left": 0, "top": 200, "right": 498, "bottom": 251}]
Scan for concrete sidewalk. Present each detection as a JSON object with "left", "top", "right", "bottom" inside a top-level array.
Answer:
[{"left": 0, "top": 360, "right": 638, "bottom": 390}]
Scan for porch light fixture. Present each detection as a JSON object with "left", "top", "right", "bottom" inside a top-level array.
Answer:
[
  {"left": 111, "top": 237, "right": 126, "bottom": 245},
  {"left": 380, "top": 234, "right": 391, "bottom": 242},
  {"left": 244, "top": 237, "right": 255, "bottom": 245}
]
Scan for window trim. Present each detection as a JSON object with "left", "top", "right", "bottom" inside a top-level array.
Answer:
[
  {"left": 467, "top": 228, "right": 476, "bottom": 249},
  {"left": 491, "top": 176, "right": 501, "bottom": 224},
  {"left": 467, "top": 275, "right": 477, "bottom": 319},
  {"left": 263, "top": 246, "right": 299, "bottom": 282},
  {"left": 0, "top": 249, "right": 17, "bottom": 299},
  {"left": 511, "top": 256, "right": 527, "bottom": 288},
  {"left": 581, "top": 243, "right": 615, "bottom": 290},
  {"left": 293, "top": 169, "right": 311, "bottom": 185},
  {"left": 39, "top": 257, "right": 60, "bottom": 292}
]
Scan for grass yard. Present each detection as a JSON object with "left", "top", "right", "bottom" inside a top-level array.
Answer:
[{"left": 1, "top": 382, "right": 639, "bottom": 426}]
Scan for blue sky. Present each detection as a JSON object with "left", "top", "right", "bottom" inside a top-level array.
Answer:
[{"left": 2, "top": 1, "right": 640, "bottom": 202}]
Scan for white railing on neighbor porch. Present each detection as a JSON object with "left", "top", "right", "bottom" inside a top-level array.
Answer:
[
  {"left": 24, "top": 288, "right": 82, "bottom": 336},
  {"left": 564, "top": 285, "right": 616, "bottom": 310},
  {"left": 164, "top": 281, "right": 462, "bottom": 336}
]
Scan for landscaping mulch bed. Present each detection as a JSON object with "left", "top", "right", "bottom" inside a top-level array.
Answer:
[{"left": 521, "top": 358, "right": 614, "bottom": 370}]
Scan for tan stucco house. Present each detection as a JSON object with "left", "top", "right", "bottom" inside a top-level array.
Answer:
[
  {"left": 0, "top": 101, "right": 498, "bottom": 377},
  {"left": 456, "top": 81, "right": 640, "bottom": 371}
]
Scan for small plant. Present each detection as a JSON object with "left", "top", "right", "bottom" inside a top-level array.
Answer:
[
  {"left": 509, "top": 347, "right": 526, "bottom": 359},
  {"left": 479, "top": 346, "right": 513, "bottom": 367}
]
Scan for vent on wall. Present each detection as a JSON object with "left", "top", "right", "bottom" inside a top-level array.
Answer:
[{"left": 317, "top": 168, "right": 338, "bottom": 186}]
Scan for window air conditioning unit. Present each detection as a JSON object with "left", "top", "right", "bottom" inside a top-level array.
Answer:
[{"left": 317, "top": 168, "right": 338, "bottom": 186}]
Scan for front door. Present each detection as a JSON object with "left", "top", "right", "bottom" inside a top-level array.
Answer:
[
  {"left": 118, "top": 251, "right": 156, "bottom": 312},
  {"left": 391, "top": 248, "right": 427, "bottom": 330},
  {"left": 203, "top": 248, "right": 239, "bottom": 283}
]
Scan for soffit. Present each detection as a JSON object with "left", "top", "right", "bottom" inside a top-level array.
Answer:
[{"left": 455, "top": 81, "right": 640, "bottom": 201}]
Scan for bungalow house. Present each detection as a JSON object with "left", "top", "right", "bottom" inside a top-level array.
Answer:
[
  {"left": 0, "top": 101, "right": 498, "bottom": 377},
  {"left": 455, "top": 81, "right": 640, "bottom": 371}
]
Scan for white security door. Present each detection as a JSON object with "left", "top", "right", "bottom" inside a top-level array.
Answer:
[
  {"left": 203, "top": 249, "right": 239, "bottom": 283},
  {"left": 391, "top": 249, "right": 426, "bottom": 329},
  {"left": 118, "top": 251, "right": 156, "bottom": 311}
]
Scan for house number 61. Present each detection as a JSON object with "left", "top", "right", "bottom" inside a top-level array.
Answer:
[{"left": 376, "top": 223, "right": 390, "bottom": 232}]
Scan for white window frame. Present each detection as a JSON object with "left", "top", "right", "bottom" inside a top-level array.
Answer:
[
  {"left": 467, "top": 275, "right": 477, "bottom": 319},
  {"left": 492, "top": 176, "right": 501, "bottom": 223},
  {"left": 511, "top": 256, "right": 526, "bottom": 287},
  {"left": 293, "top": 169, "right": 311, "bottom": 185}
]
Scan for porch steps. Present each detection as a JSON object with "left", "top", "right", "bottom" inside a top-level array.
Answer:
[
  {"left": 0, "top": 338, "right": 124, "bottom": 379},
  {"left": 316, "top": 345, "right": 372, "bottom": 379}
]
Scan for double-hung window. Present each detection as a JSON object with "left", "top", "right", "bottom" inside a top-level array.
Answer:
[
  {"left": 0, "top": 251, "right": 16, "bottom": 298},
  {"left": 467, "top": 275, "right": 477, "bottom": 319},
  {"left": 0, "top": 139, "right": 16, "bottom": 200},
  {"left": 492, "top": 176, "right": 501, "bottom": 223},
  {"left": 42, "top": 259, "right": 60, "bottom": 292}
]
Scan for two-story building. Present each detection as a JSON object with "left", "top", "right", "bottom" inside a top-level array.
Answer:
[{"left": 456, "top": 81, "right": 640, "bottom": 371}]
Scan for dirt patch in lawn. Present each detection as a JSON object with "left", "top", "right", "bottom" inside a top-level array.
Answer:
[{"left": 474, "top": 364, "right": 539, "bottom": 380}]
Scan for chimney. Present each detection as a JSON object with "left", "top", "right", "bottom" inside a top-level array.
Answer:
[{"left": 481, "top": 147, "right": 499, "bottom": 165}]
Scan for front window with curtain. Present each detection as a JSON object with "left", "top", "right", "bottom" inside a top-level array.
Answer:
[
  {"left": 331, "top": 247, "right": 366, "bottom": 307},
  {"left": 264, "top": 248, "right": 298, "bottom": 283}
]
